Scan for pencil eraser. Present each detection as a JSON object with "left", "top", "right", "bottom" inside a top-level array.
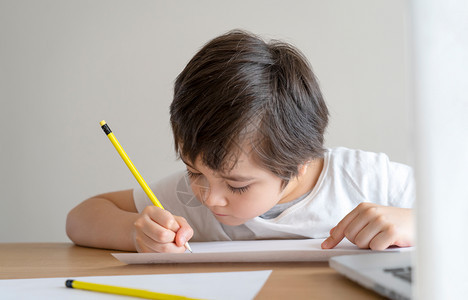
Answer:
[
  {"left": 100, "top": 120, "right": 107, "bottom": 126},
  {"left": 65, "top": 280, "right": 74, "bottom": 288}
]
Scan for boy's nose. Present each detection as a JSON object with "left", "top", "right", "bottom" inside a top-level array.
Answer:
[
  {"left": 192, "top": 176, "right": 227, "bottom": 206},
  {"left": 200, "top": 186, "right": 227, "bottom": 207},
  {"left": 192, "top": 176, "right": 227, "bottom": 207}
]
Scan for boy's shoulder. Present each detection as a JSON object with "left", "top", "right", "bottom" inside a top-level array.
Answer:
[
  {"left": 326, "top": 147, "right": 411, "bottom": 176},
  {"left": 327, "top": 146, "right": 391, "bottom": 164},
  {"left": 323, "top": 147, "right": 414, "bottom": 207}
]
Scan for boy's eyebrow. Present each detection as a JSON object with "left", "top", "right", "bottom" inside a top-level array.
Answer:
[
  {"left": 180, "top": 158, "right": 255, "bottom": 182},
  {"left": 181, "top": 157, "right": 199, "bottom": 170},
  {"left": 220, "top": 174, "right": 255, "bottom": 182}
]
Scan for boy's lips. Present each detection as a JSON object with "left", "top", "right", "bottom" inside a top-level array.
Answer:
[{"left": 213, "top": 212, "right": 228, "bottom": 217}]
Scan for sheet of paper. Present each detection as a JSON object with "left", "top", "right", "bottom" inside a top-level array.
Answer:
[
  {"left": 113, "top": 238, "right": 412, "bottom": 264},
  {"left": 0, "top": 270, "right": 272, "bottom": 300}
]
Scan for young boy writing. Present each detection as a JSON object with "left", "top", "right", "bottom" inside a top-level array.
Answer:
[{"left": 66, "top": 30, "right": 414, "bottom": 253}]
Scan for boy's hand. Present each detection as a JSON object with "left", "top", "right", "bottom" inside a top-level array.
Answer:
[
  {"left": 133, "top": 206, "right": 193, "bottom": 253},
  {"left": 321, "top": 203, "right": 413, "bottom": 250}
]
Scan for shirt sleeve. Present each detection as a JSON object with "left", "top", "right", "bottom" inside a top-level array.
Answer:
[
  {"left": 387, "top": 162, "right": 416, "bottom": 208},
  {"left": 132, "top": 170, "right": 188, "bottom": 213},
  {"left": 133, "top": 182, "right": 155, "bottom": 213}
]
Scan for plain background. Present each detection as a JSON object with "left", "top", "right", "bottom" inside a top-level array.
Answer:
[{"left": 0, "top": 0, "right": 411, "bottom": 242}]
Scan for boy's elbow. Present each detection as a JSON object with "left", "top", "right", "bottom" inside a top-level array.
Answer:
[
  {"left": 65, "top": 198, "right": 99, "bottom": 245},
  {"left": 65, "top": 209, "right": 79, "bottom": 244},
  {"left": 66, "top": 206, "right": 90, "bottom": 246}
]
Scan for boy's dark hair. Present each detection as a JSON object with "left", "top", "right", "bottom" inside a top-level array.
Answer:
[{"left": 170, "top": 30, "right": 329, "bottom": 186}]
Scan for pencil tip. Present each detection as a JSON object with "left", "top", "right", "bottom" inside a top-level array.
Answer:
[{"left": 185, "top": 242, "right": 193, "bottom": 253}]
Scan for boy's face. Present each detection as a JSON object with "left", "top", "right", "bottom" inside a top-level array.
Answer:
[{"left": 182, "top": 149, "right": 288, "bottom": 226}]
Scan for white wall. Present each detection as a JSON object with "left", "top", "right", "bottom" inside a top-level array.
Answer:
[{"left": 0, "top": 0, "right": 410, "bottom": 242}]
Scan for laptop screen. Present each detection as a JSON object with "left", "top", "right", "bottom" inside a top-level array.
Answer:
[{"left": 412, "top": 0, "right": 468, "bottom": 299}]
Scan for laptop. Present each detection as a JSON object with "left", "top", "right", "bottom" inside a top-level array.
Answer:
[
  {"left": 330, "top": 252, "right": 412, "bottom": 300},
  {"left": 330, "top": 2, "right": 468, "bottom": 299}
]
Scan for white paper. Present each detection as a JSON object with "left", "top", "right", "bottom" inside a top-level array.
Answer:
[
  {"left": 113, "top": 238, "right": 411, "bottom": 264},
  {"left": 0, "top": 271, "right": 272, "bottom": 300}
]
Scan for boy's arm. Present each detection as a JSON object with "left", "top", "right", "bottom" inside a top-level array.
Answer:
[
  {"left": 66, "top": 189, "right": 140, "bottom": 251},
  {"left": 66, "top": 189, "right": 194, "bottom": 252},
  {"left": 321, "top": 203, "right": 414, "bottom": 250}
]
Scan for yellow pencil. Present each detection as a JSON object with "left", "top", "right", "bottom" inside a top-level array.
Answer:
[
  {"left": 65, "top": 279, "right": 201, "bottom": 300},
  {"left": 100, "top": 120, "right": 192, "bottom": 253}
]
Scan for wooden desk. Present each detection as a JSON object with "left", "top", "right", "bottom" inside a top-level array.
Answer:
[{"left": 0, "top": 243, "right": 384, "bottom": 299}]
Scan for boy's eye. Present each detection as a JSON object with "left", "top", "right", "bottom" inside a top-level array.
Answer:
[
  {"left": 187, "top": 169, "right": 250, "bottom": 194},
  {"left": 186, "top": 169, "right": 201, "bottom": 178},
  {"left": 228, "top": 184, "right": 250, "bottom": 194}
]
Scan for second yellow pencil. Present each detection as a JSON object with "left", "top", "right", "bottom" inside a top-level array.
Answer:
[{"left": 66, "top": 279, "right": 200, "bottom": 300}]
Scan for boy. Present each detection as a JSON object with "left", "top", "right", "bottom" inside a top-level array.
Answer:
[{"left": 66, "top": 30, "right": 414, "bottom": 253}]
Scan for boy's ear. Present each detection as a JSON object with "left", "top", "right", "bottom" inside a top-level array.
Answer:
[{"left": 297, "top": 161, "right": 311, "bottom": 177}]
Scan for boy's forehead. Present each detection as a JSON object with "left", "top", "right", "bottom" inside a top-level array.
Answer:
[{"left": 182, "top": 145, "right": 259, "bottom": 174}]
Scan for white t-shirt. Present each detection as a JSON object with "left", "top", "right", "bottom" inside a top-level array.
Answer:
[{"left": 133, "top": 147, "right": 415, "bottom": 242}]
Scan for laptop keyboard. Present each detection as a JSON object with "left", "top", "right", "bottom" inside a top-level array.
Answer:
[{"left": 384, "top": 267, "right": 412, "bottom": 283}]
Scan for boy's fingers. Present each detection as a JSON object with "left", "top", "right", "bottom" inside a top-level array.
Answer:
[
  {"left": 136, "top": 232, "right": 185, "bottom": 253},
  {"left": 353, "top": 222, "right": 382, "bottom": 249},
  {"left": 139, "top": 214, "right": 176, "bottom": 243},
  {"left": 139, "top": 207, "right": 194, "bottom": 250},
  {"left": 321, "top": 231, "right": 344, "bottom": 249},
  {"left": 321, "top": 207, "right": 361, "bottom": 249},
  {"left": 368, "top": 231, "right": 393, "bottom": 251},
  {"left": 174, "top": 216, "right": 194, "bottom": 247},
  {"left": 145, "top": 206, "right": 181, "bottom": 232},
  {"left": 341, "top": 214, "right": 372, "bottom": 244},
  {"left": 322, "top": 221, "right": 348, "bottom": 249}
]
